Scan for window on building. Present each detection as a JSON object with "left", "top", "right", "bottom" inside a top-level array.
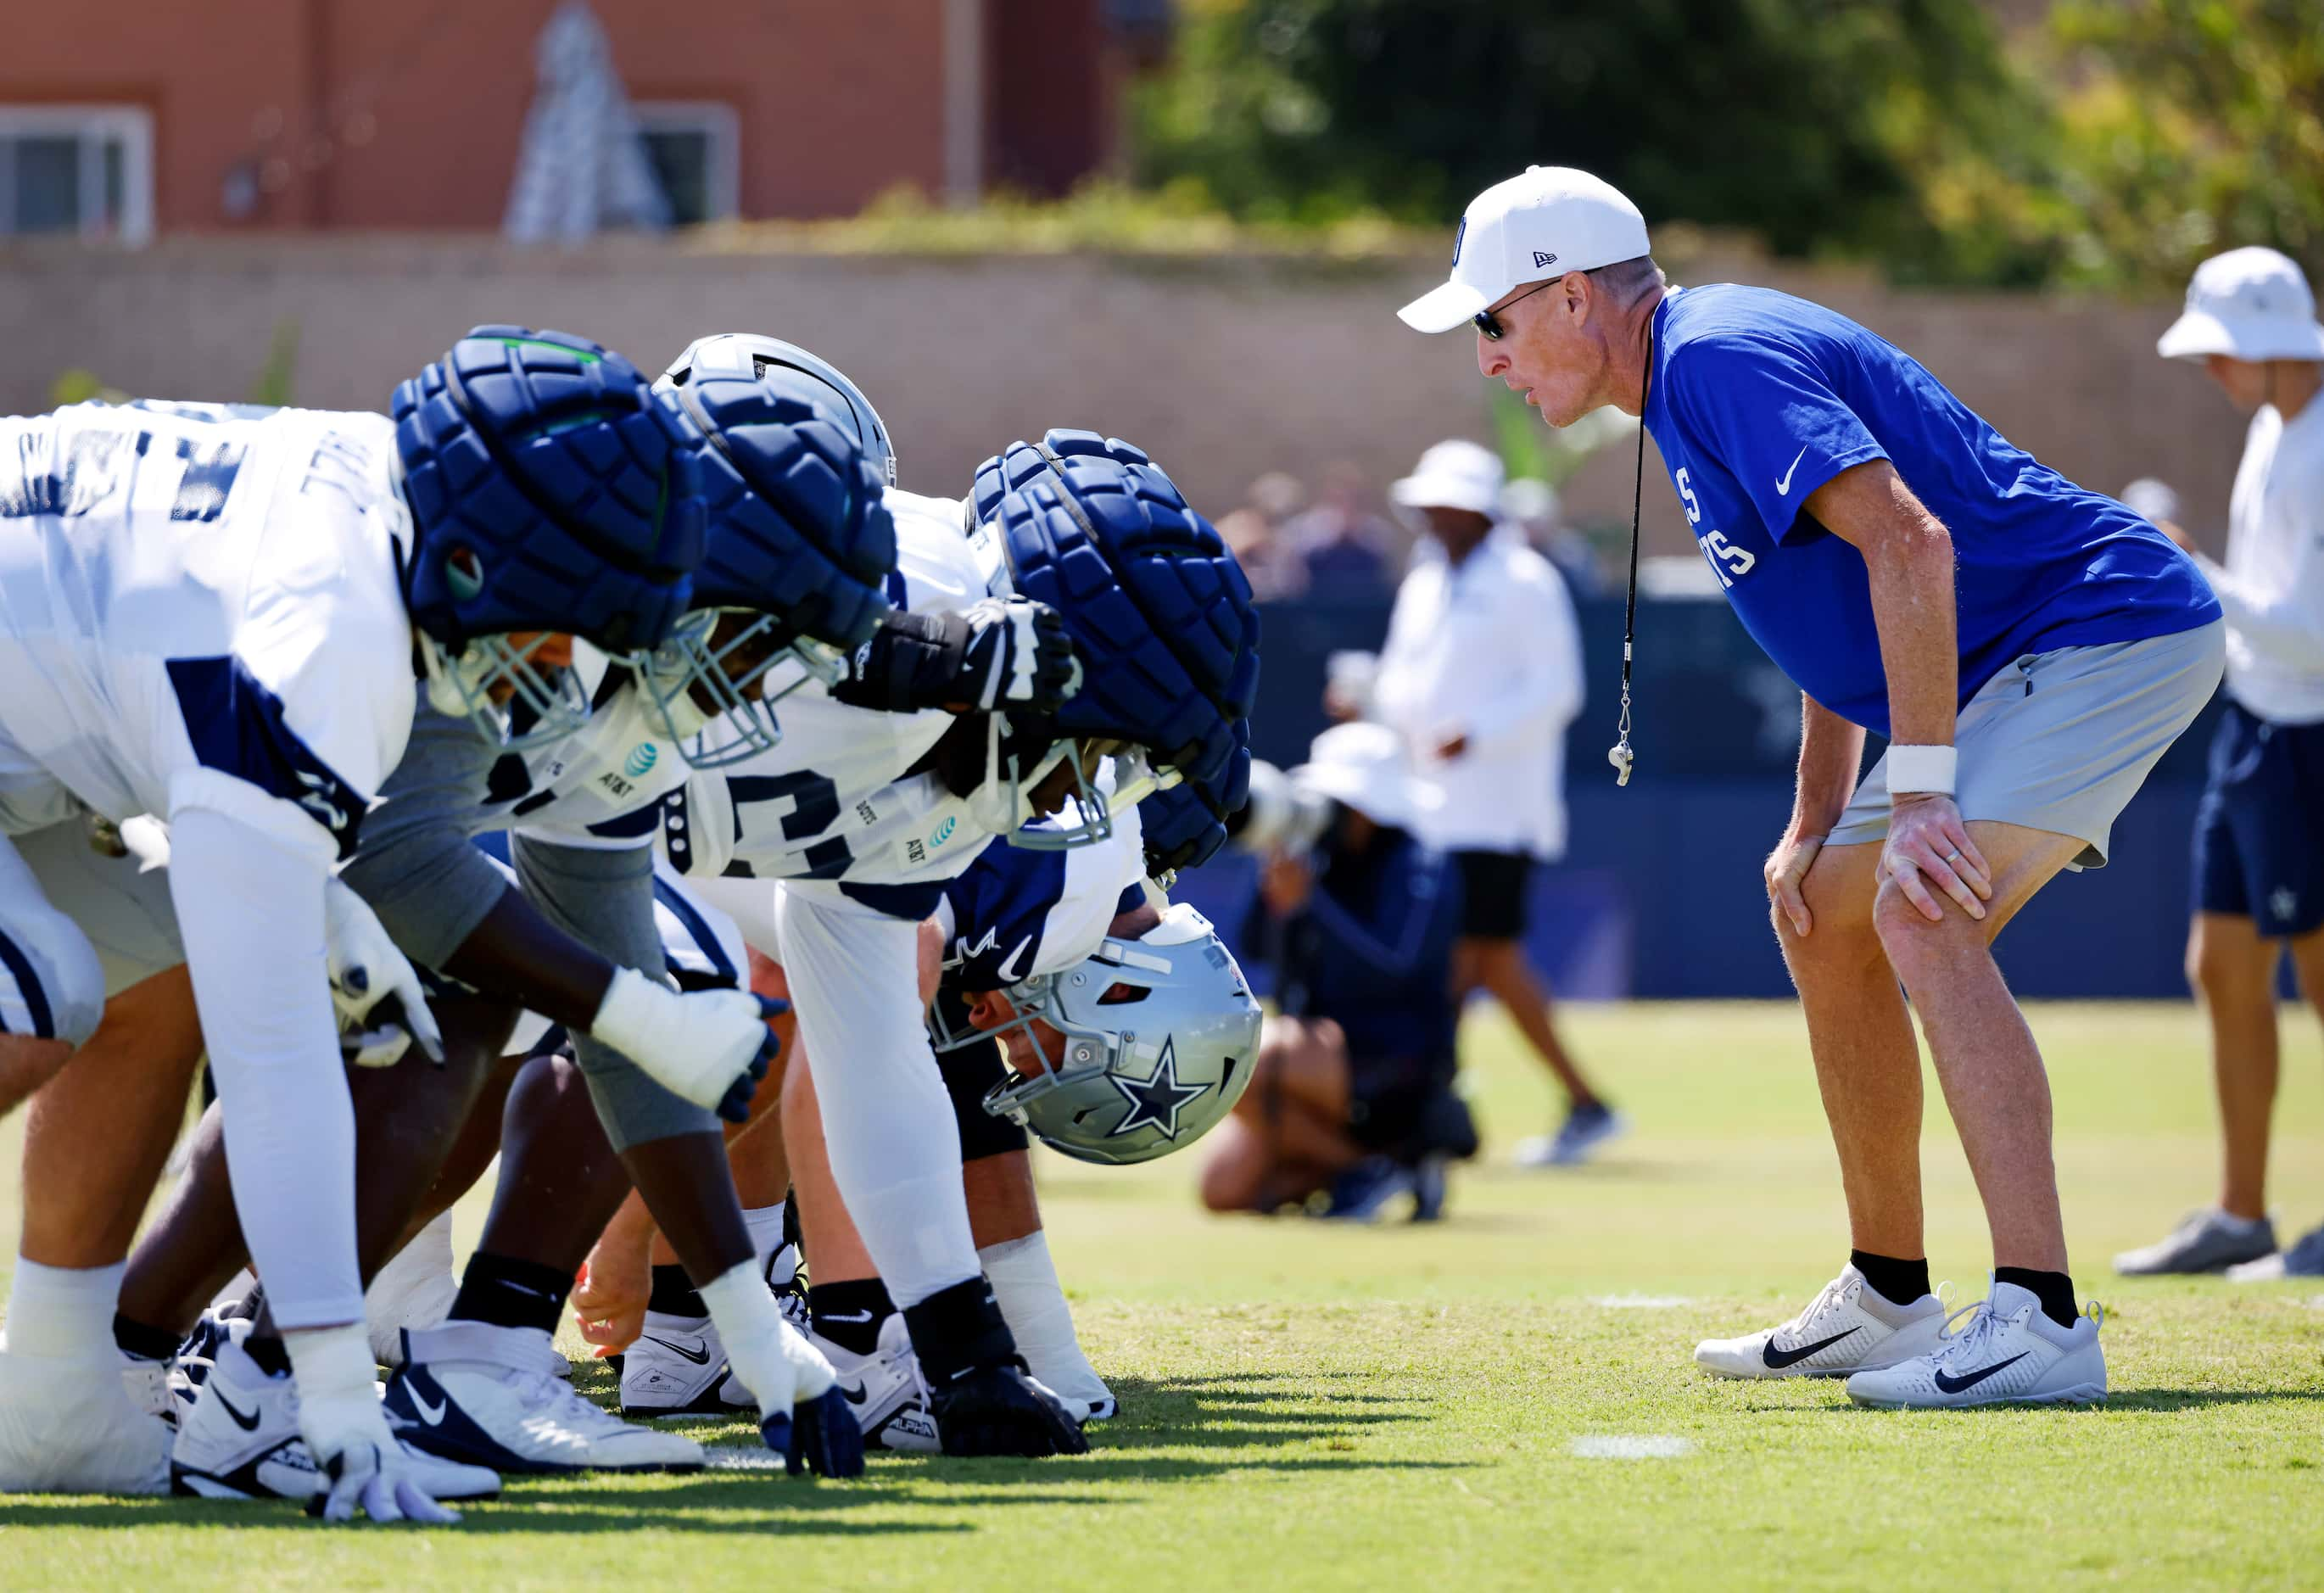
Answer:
[
  {"left": 634, "top": 102, "right": 740, "bottom": 226},
  {"left": 0, "top": 106, "right": 154, "bottom": 244}
]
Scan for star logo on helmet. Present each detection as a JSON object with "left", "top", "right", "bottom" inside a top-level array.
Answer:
[{"left": 1106, "top": 1038, "right": 1209, "bottom": 1140}]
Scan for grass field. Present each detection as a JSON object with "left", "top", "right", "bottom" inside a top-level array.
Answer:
[{"left": 3, "top": 1000, "right": 2321, "bottom": 1589}]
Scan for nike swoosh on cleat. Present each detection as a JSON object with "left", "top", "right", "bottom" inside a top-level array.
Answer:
[
  {"left": 408, "top": 1383, "right": 449, "bottom": 1425},
  {"left": 213, "top": 1389, "right": 264, "bottom": 1432},
  {"left": 1760, "top": 1327, "right": 1860, "bottom": 1369},
  {"left": 1932, "top": 1351, "right": 2031, "bottom": 1395},
  {"left": 819, "top": 1310, "right": 875, "bottom": 1325},
  {"left": 838, "top": 1381, "right": 869, "bottom": 1406},
  {"left": 643, "top": 1335, "right": 712, "bottom": 1366}
]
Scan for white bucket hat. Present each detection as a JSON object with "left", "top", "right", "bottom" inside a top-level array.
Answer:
[
  {"left": 1390, "top": 439, "right": 1505, "bottom": 517},
  {"left": 2158, "top": 246, "right": 2324, "bottom": 363},
  {"left": 1399, "top": 165, "right": 1652, "bottom": 334},
  {"left": 1292, "top": 722, "right": 1439, "bottom": 833}
]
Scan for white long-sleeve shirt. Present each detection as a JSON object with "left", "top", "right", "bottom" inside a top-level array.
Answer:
[
  {"left": 1371, "top": 527, "right": 1584, "bottom": 858},
  {"left": 2198, "top": 396, "right": 2324, "bottom": 724}
]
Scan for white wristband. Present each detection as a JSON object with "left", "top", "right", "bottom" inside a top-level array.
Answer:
[{"left": 1885, "top": 744, "right": 1958, "bottom": 798}]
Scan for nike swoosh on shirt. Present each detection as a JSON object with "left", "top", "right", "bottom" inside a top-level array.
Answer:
[
  {"left": 1775, "top": 445, "right": 1809, "bottom": 495},
  {"left": 642, "top": 1335, "right": 712, "bottom": 1366},
  {"left": 1760, "top": 1326, "right": 1859, "bottom": 1369},
  {"left": 1931, "top": 1351, "right": 2031, "bottom": 1395}
]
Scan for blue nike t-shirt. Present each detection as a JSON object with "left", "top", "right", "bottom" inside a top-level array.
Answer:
[{"left": 1640, "top": 283, "right": 2220, "bottom": 736}]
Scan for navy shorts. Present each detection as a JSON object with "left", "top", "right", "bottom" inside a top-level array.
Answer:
[
  {"left": 1450, "top": 850, "right": 1533, "bottom": 940},
  {"left": 2193, "top": 702, "right": 2324, "bottom": 938}
]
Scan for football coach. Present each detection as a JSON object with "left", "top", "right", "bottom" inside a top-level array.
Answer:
[{"left": 1399, "top": 166, "right": 2226, "bottom": 1408}]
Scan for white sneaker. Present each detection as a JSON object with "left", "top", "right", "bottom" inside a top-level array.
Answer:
[
  {"left": 0, "top": 1339, "right": 171, "bottom": 1495},
  {"left": 621, "top": 1311, "right": 751, "bottom": 1420},
  {"left": 385, "top": 1320, "right": 703, "bottom": 1473},
  {"left": 1696, "top": 1266, "right": 1951, "bottom": 1379},
  {"left": 1846, "top": 1280, "right": 2107, "bottom": 1408},
  {"left": 170, "top": 1339, "right": 498, "bottom": 1501},
  {"left": 815, "top": 1316, "right": 938, "bottom": 1454}
]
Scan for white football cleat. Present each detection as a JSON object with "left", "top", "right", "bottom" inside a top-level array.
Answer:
[
  {"left": 1846, "top": 1280, "right": 2106, "bottom": 1409},
  {"left": 385, "top": 1320, "right": 703, "bottom": 1473},
  {"left": 170, "top": 1339, "right": 497, "bottom": 1501},
  {"left": 814, "top": 1316, "right": 938, "bottom": 1453},
  {"left": 0, "top": 1339, "right": 170, "bottom": 1495},
  {"left": 620, "top": 1311, "right": 751, "bottom": 1420},
  {"left": 1696, "top": 1266, "right": 1951, "bottom": 1379}
]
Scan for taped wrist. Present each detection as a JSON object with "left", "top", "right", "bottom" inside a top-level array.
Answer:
[
  {"left": 831, "top": 610, "right": 974, "bottom": 713},
  {"left": 902, "top": 1275, "right": 1021, "bottom": 1387}
]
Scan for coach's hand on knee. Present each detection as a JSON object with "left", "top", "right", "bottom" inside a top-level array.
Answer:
[
  {"left": 1880, "top": 795, "right": 1992, "bottom": 923},
  {"left": 1765, "top": 830, "right": 1826, "bottom": 937}
]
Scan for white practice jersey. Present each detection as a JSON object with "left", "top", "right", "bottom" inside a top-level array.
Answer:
[
  {"left": 483, "top": 669, "right": 696, "bottom": 847},
  {"left": 0, "top": 400, "right": 415, "bottom": 863},
  {"left": 629, "top": 488, "right": 1013, "bottom": 905}
]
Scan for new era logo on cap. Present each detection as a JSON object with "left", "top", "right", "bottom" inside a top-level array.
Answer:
[{"left": 1398, "top": 166, "right": 1651, "bottom": 334}]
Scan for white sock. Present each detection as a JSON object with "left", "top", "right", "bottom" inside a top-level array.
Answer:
[
  {"left": 700, "top": 1260, "right": 834, "bottom": 1420},
  {"left": 979, "top": 1232, "right": 1109, "bottom": 1408},
  {"left": 743, "top": 1202, "right": 790, "bottom": 1278},
  {"left": 2, "top": 1257, "right": 126, "bottom": 1361},
  {"left": 366, "top": 1210, "right": 459, "bottom": 1366}
]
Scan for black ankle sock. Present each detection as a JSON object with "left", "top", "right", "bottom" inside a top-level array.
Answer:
[
  {"left": 243, "top": 1334, "right": 292, "bottom": 1378},
  {"left": 647, "top": 1264, "right": 707, "bottom": 1318},
  {"left": 808, "top": 1278, "right": 896, "bottom": 1356},
  {"left": 113, "top": 1312, "right": 182, "bottom": 1364},
  {"left": 1994, "top": 1266, "right": 2080, "bottom": 1329},
  {"left": 449, "top": 1249, "right": 572, "bottom": 1335},
  {"left": 1849, "top": 1249, "right": 1932, "bottom": 1307}
]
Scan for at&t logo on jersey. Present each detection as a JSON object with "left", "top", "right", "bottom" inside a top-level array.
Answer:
[
  {"left": 624, "top": 744, "right": 658, "bottom": 780},
  {"left": 930, "top": 815, "right": 957, "bottom": 850},
  {"left": 1675, "top": 466, "right": 1757, "bottom": 590}
]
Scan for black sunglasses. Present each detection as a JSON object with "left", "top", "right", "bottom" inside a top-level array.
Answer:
[{"left": 1473, "top": 279, "right": 1557, "bottom": 340}]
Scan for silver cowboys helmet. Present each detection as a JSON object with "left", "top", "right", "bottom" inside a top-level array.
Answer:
[{"left": 935, "top": 902, "right": 1261, "bottom": 1165}]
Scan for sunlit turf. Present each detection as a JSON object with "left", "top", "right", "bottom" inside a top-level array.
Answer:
[{"left": 3, "top": 1001, "right": 2320, "bottom": 1589}]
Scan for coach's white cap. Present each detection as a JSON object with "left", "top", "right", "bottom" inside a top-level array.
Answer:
[
  {"left": 1398, "top": 165, "right": 1651, "bottom": 334},
  {"left": 1390, "top": 439, "right": 1506, "bottom": 517},
  {"left": 2158, "top": 246, "right": 2324, "bottom": 363},
  {"left": 1293, "top": 722, "right": 1439, "bottom": 832}
]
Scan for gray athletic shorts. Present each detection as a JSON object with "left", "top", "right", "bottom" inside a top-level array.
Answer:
[{"left": 1828, "top": 622, "right": 2226, "bottom": 869}]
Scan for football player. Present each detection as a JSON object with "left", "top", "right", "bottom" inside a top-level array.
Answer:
[{"left": 0, "top": 328, "right": 702, "bottom": 1519}]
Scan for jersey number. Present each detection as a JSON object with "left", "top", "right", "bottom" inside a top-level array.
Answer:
[{"left": 728, "top": 771, "right": 852, "bottom": 880}]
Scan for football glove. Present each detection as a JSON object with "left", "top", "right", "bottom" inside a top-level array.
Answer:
[
  {"left": 290, "top": 1324, "right": 497, "bottom": 1523},
  {"left": 929, "top": 1364, "right": 1089, "bottom": 1459},
  {"left": 831, "top": 598, "right": 1081, "bottom": 716},
  {"left": 587, "top": 968, "right": 784, "bottom": 1124},
  {"left": 322, "top": 877, "right": 444, "bottom": 1068}
]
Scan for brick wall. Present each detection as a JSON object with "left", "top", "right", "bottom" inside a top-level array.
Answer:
[{"left": 0, "top": 235, "right": 2249, "bottom": 556}]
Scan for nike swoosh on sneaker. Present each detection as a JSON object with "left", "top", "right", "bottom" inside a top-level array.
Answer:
[
  {"left": 213, "top": 1388, "right": 265, "bottom": 1432},
  {"left": 1932, "top": 1351, "right": 2030, "bottom": 1395},
  {"left": 643, "top": 1335, "right": 712, "bottom": 1367},
  {"left": 406, "top": 1373, "right": 449, "bottom": 1426},
  {"left": 1760, "top": 1327, "right": 1859, "bottom": 1369},
  {"left": 838, "top": 1381, "right": 869, "bottom": 1406}
]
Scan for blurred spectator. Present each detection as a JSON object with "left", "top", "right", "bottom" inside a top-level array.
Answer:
[
  {"left": 1282, "top": 461, "right": 1397, "bottom": 595},
  {"left": 1373, "top": 439, "right": 1621, "bottom": 1166},
  {"left": 1219, "top": 470, "right": 1310, "bottom": 601},
  {"left": 1500, "top": 477, "right": 1611, "bottom": 597},
  {"left": 2118, "top": 477, "right": 2183, "bottom": 538},
  {"left": 2117, "top": 247, "right": 2324, "bottom": 1280},
  {"left": 1202, "top": 724, "right": 1477, "bottom": 1221}
]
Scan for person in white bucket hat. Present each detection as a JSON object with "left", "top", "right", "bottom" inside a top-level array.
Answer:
[
  {"left": 2117, "top": 246, "right": 2324, "bottom": 1283},
  {"left": 1373, "top": 439, "right": 1617, "bottom": 1167},
  {"left": 1200, "top": 724, "right": 1477, "bottom": 1221},
  {"left": 1403, "top": 163, "right": 2229, "bottom": 1408}
]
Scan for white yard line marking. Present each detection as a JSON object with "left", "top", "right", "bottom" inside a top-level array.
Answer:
[
  {"left": 1570, "top": 1434, "right": 1696, "bottom": 1460},
  {"left": 1589, "top": 1294, "right": 1695, "bottom": 1310}
]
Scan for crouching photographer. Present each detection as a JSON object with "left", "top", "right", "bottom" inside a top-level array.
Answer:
[{"left": 1199, "top": 724, "right": 1478, "bottom": 1221}]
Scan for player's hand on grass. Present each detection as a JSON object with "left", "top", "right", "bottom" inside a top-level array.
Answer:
[
  {"left": 1765, "top": 830, "right": 1826, "bottom": 936},
  {"left": 301, "top": 1392, "right": 464, "bottom": 1525},
  {"left": 1882, "top": 793, "right": 1992, "bottom": 923}
]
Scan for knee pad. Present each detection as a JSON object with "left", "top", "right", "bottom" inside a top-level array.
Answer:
[{"left": 0, "top": 898, "right": 105, "bottom": 1048}]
